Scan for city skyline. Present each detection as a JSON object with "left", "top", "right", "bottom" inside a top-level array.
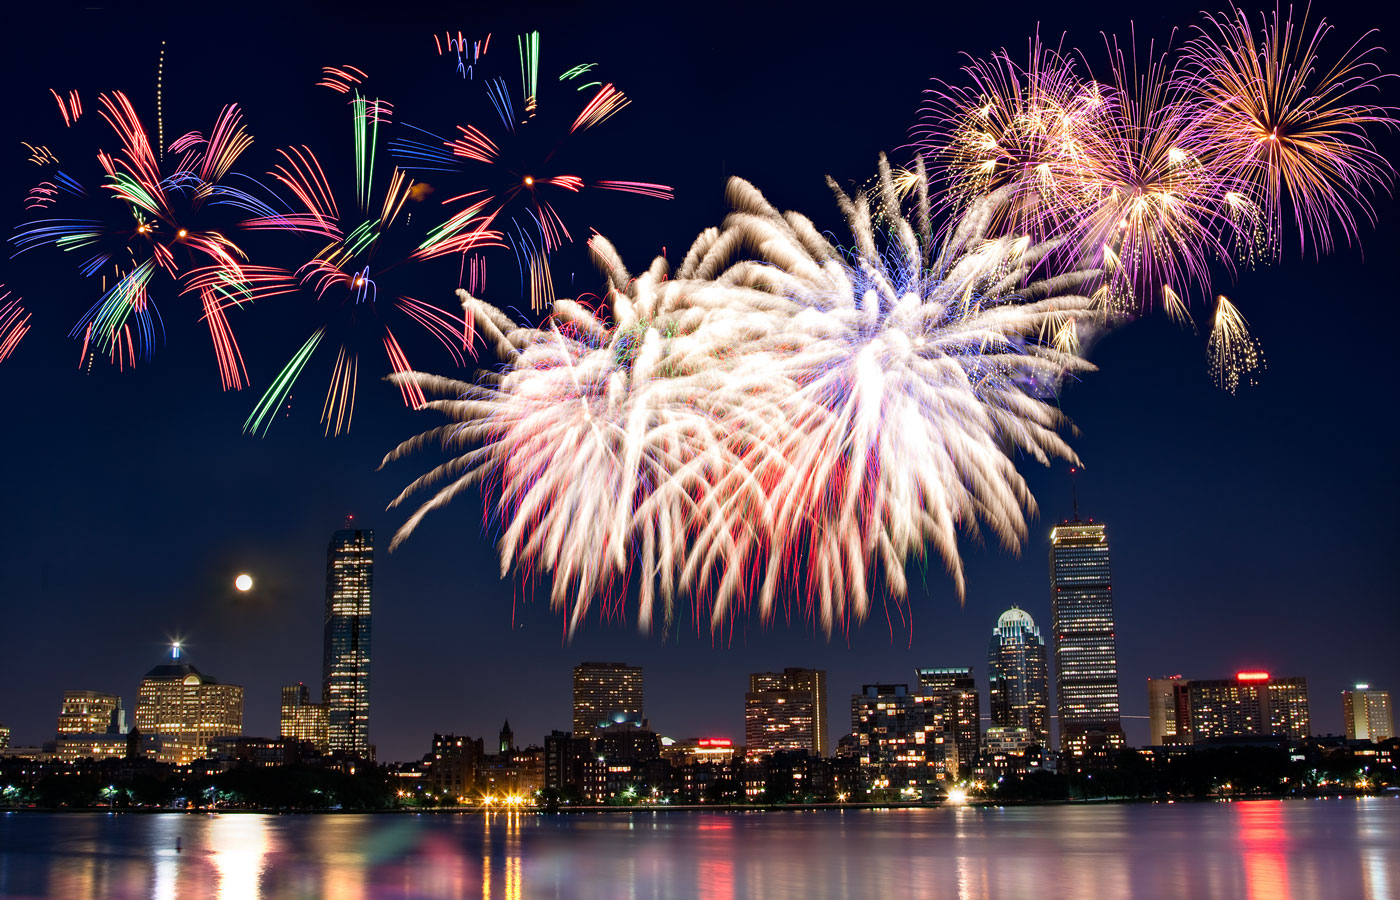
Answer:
[{"left": 0, "top": 0, "right": 1397, "bottom": 766}]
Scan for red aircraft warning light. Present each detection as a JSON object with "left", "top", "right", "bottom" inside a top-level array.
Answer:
[{"left": 1236, "top": 671, "right": 1271, "bottom": 682}]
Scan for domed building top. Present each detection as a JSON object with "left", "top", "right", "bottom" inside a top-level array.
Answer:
[
  {"left": 996, "top": 606, "right": 1037, "bottom": 630},
  {"left": 142, "top": 662, "right": 218, "bottom": 684}
]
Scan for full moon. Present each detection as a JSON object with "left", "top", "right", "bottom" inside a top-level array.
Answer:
[{"left": 234, "top": 574, "right": 253, "bottom": 592}]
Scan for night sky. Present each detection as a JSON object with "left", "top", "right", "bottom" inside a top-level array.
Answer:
[{"left": 1, "top": 0, "right": 1397, "bottom": 763}]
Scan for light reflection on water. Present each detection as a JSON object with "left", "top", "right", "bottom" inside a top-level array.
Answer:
[{"left": 0, "top": 798, "right": 1396, "bottom": 899}]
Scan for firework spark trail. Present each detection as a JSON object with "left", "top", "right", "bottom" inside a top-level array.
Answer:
[
  {"left": 0, "top": 289, "right": 31, "bottom": 363},
  {"left": 1207, "top": 294, "right": 1264, "bottom": 393},
  {"left": 386, "top": 157, "right": 1099, "bottom": 633}
]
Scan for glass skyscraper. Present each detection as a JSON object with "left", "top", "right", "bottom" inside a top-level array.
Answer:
[
  {"left": 323, "top": 525, "right": 373, "bottom": 758},
  {"left": 1049, "top": 519, "right": 1124, "bottom": 761},
  {"left": 987, "top": 607, "right": 1051, "bottom": 744}
]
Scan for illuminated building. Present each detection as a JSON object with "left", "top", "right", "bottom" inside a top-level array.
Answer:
[
  {"left": 1050, "top": 518, "right": 1125, "bottom": 760},
  {"left": 56, "top": 691, "right": 125, "bottom": 737},
  {"left": 0, "top": 724, "right": 8, "bottom": 750},
  {"left": 851, "top": 684, "right": 955, "bottom": 795},
  {"left": 916, "top": 667, "right": 980, "bottom": 775},
  {"left": 499, "top": 720, "right": 514, "bottom": 755},
  {"left": 323, "top": 525, "right": 373, "bottom": 759},
  {"left": 53, "top": 692, "right": 129, "bottom": 763},
  {"left": 425, "top": 733, "right": 484, "bottom": 801},
  {"left": 1174, "top": 672, "right": 1311, "bottom": 742},
  {"left": 134, "top": 645, "right": 244, "bottom": 765},
  {"left": 572, "top": 662, "right": 644, "bottom": 735},
  {"left": 1342, "top": 685, "right": 1393, "bottom": 742},
  {"left": 746, "top": 668, "right": 827, "bottom": 756},
  {"left": 1147, "top": 676, "right": 1184, "bottom": 745},
  {"left": 987, "top": 608, "right": 1050, "bottom": 744},
  {"left": 280, "top": 683, "right": 329, "bottom": 754},
  {"left": 661, "top": 737, "right": 737, "bottom": 767}
]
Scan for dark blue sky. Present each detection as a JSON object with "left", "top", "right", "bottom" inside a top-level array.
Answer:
[{"left": 1, "top": 0, "right": 1397, "bottom": 762}]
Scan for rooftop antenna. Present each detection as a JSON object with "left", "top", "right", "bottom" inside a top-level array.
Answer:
[
  {"left": 344, "top": 514, "right": 355, "bottom": 529},
  {"left": 1070, "top": 466, "right": 1080, "bottom": 522}
]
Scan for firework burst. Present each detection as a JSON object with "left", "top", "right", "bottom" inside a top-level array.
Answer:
[
  {"left": 1182, "top": 4, "right": 1398, "bottom": 257},
  {"left": 386, "top": 156, "right": 1099, "bottom": 633}
]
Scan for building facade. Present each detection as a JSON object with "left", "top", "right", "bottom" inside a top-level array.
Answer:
[
  {"left": 850, "top": 684, "right": 955, "bottom": 796},
  {"left": 55, "top": 691, "right": 125, "bottom": 737},
  {"left": 1174, "top": 673, "right": 1311, "bottom": 742},
  {"left": 1342, "top": 685, "right": 1393, "bottom": 742},
  {"left": 1050, "top": 519, "right": 1125, "bottom": 761},
  {"left": 572, "top": 662, "right": 644, "bottom": 735},
  {"left": 987, "top": 608, "right": 1051, "bottom": 744},
  {"left": 280, "top": 683, "right": 330, "bottom": 754},
  {"left": 323, "top": 526, "right": 373, "bottom": 758},
  {"left": 134, "top": 650, "right": 244, "bottom": 765},
  {"left": 915, "top": 668, "right": 980, "bottom": 775},
  {"left": 1148, "top": 676, "right": 1184, "bottom": 745},
  {"left": 745, "top": 668, "right": 827, "bottom": 756}
]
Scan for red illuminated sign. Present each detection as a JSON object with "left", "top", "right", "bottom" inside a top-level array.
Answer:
[
  {"left": 1236, "top": 671, "right": 1270, "bottom": 682},
  {"left": 697, "top": 738, "right": 732, "bottom": 747}
]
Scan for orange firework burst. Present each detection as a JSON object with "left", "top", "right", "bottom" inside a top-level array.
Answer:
[{"left": 1182, "top": 4, "right": 1398, "bottom": 257}]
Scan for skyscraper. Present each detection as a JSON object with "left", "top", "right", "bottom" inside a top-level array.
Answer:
[
  {"left": 280, "top": 683, "right": 329, "bottom": 754},
  {"left": 1342, "top": 685, "right": 1393, "bottom": 742},
  {"left": 323, "top": 524, "right": 373, "bottom": 758},
  {"left": 572, "top": 662, "right": 644, "bottom": 735},
  {"left": 987, "top": 608, "right": 1051, "bottom": 744},
  {"left": 135, "top": 645, "right": 244, "bottom": 765},
  {"left": 1147, "top": 675, "right": 1183, "bottom": 745},
  {"left": 915, "top": 668, "right": 980, "bottom": 774},
  {"left": 1050, "top": 518, "right": 1125, "bottom": 761},
  {"left": 746, "top": 668, "right": 827, "bottom": 756}
]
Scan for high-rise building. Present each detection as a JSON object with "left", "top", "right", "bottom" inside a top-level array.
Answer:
[
  {"left": 746, "top": 668, "right": 827, "bottom": 756},
  {"left": 916, "top": 667, "right": 980, "bottom": 775},
  {"left": 572, "top": 662, "right": 644, "bottom": 735},
  {"left": 55, "top": 691, "right": 125, "bottom": 737},
  {"left": 280, "top": 683, "right": 330, "bottom": 754},
  {"left": 850, "top": 684, "right": 955, "bottom": 795},
  {"left": 323, "top": 525, "right": 373, "bottom": 758},
  {"left": 1174, "top": 672, "right": 1311, "bottom": 742},
  {"left": 1050, "top": 518, "right": 1125, "bottom": 760},
  {"left": 987, "top": 608, "right": 1051, "bottom": 744},
  {"left": 1147, "top": 676, "right": 1184, "bottom": 745},
  {"left": 134, "top": 645, "right": 244, "bottom": 765},
  {"left": 1342, "top": 685, "right": 1393, "bottom": 742},
  {"left": 0, "top": 724, "right": 9, "bottom": 750}
]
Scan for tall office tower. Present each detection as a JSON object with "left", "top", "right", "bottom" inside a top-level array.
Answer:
[
  {"left": 280, "top": 683, "right": 330, "bottom": 753},
  {"left": 572, "top": 662, "right": 644, "bottom": 735},
  {"left": 0, "top": 724, "right": 8, "bottom": 750},
  {"left": 55, "top": 691, "right": 125, "bottom": 736},
  {"left": 323, "top": 524, "right": 373, "bottom": 758},
  {"left": 1147, "top": 676, "right": 1183, "bottom": 745},
  {"left": 135, "top": 645, "right": 244, "bottom": 765},
  {"left": 1050, "top": 518, "right": 1125, "bottom": 761},
  {"left": 1175, "top": 672, "right": 1311, "bottom": 742},
  {"left": 986, "top": 608, "right": 1051, "bottom": 744},
  {"left": 1342, "top": 685, "right": 1393, "bottom": 742},
  {"left": 746, "top": 668, "right": 827, "bottom": 756},
  {"left": 851, "top": 684, "right": 955, "bottom": 794},
  {"left": 915, "top": 668, "right": 980, "bottom": 775}
]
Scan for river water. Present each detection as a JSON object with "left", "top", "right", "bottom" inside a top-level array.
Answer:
[{"left": 0, "top": 798, "right": 1396, "bottom": 899}]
